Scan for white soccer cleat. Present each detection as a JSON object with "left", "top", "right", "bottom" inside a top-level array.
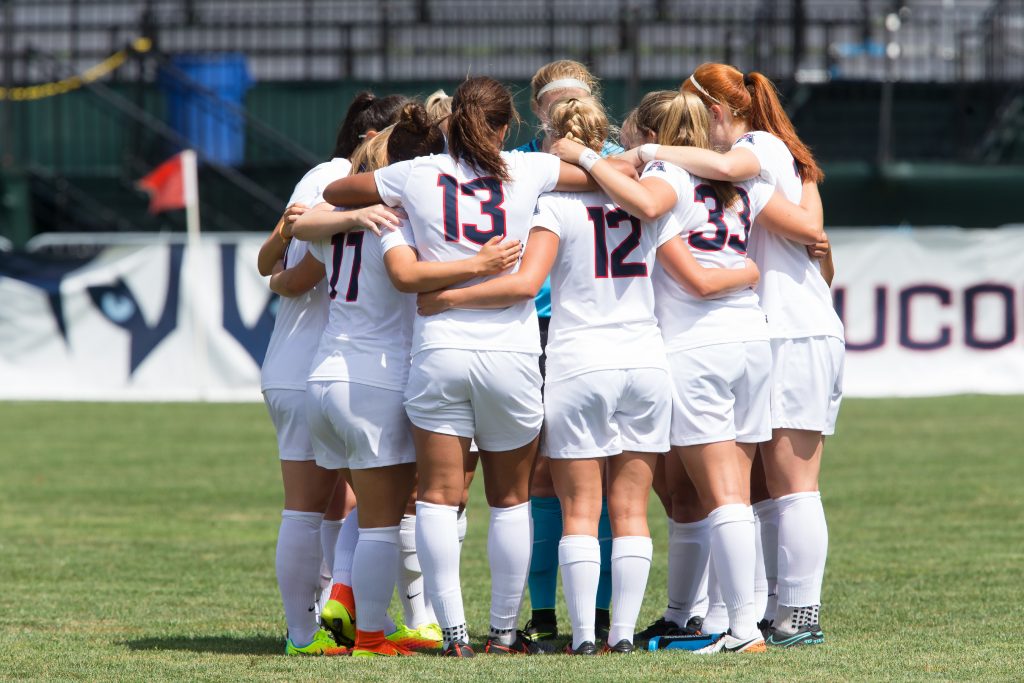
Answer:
[{"left": 694, "top": 631, "right": 767, "bottom": 654}]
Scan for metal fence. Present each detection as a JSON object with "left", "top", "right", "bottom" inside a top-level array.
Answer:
[{"left": 1, "top": 0, "right": 1022, "bottom": 85}]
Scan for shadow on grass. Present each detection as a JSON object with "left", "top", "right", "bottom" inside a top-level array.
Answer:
[{"left": 124, "top": 635, "right": 280, "bottom": 655}]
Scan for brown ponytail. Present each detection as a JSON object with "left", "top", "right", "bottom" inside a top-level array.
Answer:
[
  {"left": 387, "top": 102, "right": 445, "bottom": 164},
  {"left": 447, "top": 76, "right": 519, "bottom": 182},
  {"left": 683, "top": 63, "right": 824, "bottom": 184}
]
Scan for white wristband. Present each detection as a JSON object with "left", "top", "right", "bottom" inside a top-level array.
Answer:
[
  {"left": 578, "top": 148, "right": 601, "bottom": 172},
  {"left": 639, "top": 143, "right": 660, "bottom": 164}
]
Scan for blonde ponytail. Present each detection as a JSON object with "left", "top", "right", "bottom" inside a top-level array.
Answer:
[{"left": 546, "top": 96, "right": 609, "bottom": 153}]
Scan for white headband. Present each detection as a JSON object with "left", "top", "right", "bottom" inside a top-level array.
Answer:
[
  {"left": 688, "top": 75, "right": 721, "bottom": 104},
  {"left": 537, "top": 78, "right": 592, "bottom": 98}
]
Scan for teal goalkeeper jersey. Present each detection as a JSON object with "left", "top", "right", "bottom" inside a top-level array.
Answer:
[{"left": 513, "top": 137, "right": 625, "bottom": 319}]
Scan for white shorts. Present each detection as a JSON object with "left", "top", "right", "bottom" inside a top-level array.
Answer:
[
  {"left": 668, "top": 341, "right": 772, "bottom": 447},
  {"left": 543, "top": 368, "right": 672, "bottom": 459},
  {"left": 263, "top": 389, "right": 314, "bottom": 461},
  {"left": 307, "top": 381, "right": 416, "bottom": 470},
  {"left": 770, "top": 336, "right": 845, "bottom": 436},
  {"left": 404, "top": 349, "right": 543, "bottom": 452}
]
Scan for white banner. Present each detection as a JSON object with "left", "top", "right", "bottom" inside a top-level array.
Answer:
[
  {"left": 831, "top": 227, "right": 1024, "bottom": 397},
  {"left": 0, "top": 236, "right": 272, "bottom": 401},
  {"left": 0, "top": 229, "right": 1022, "bottom": 400}
]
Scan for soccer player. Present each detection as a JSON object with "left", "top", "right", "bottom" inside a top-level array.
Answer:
[
  {"left": 322, "top": 75, "right": 635, "bottom": 658},
  {"left": 552, "top": 89, "right": 824, "bottom": 654},
  {"left": 285, "top": 103, "right": 523, "bottom": 656},
  {"left": 416, "top": 95, "right": 759, "bottom": 655},
  {"left": 256, "top": 91, "right": 411, "bottom": 656},
  {"left": 513, "top": 58, "right": 623, "bottom": 646},
  {"left": 639, "top": 63, "right": 844, "bottom": 646}
]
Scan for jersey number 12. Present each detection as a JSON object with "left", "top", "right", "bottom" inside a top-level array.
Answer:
[{"left": 587, "top": 206, "right": 648, "bottom": 279}]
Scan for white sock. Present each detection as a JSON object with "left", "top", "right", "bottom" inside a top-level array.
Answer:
[
  {"left": 276, "top": 510, "right": 323, "bottom": 647},
  {"left": 753, "top": 498, "right": 779, "bottom": 623},
  {"left": 487, "top": 503, "right": 532, "bottom": 638},
  {"left": 352, "top": 525, "right": 400, "bottom": 633},
  {"left": 332, "top": 507, "right": 359, "bottom": 586},
  {"left": 703, "top": 556, "right": 728, "bottom": 633},
  {"left": 457, "top": 508, "right": 468, "bottom": 545},
  {"left": 753, "top": 507, "right": 768, "bottom": 624},
  {"left": 320, "top": 518, "right": 343, "bottom": 579},
  {"left": 398, "top": 514, "right": 437, "bottom": 628},
  {"left": 609, "top": 536, "right": 653, "bottom": 645},
  {"left": 708, "top": 504, "right": 758, "bottom": 640},
  {"left": 559, "top": 534, "right": 600, "bottom": 649},
  {"left": 415, "top": 501, "right": 465, "bottom": 637},
  {"left": 776, "top": 491, "right": 828, "bottom": 608},
  {"left": 664, "top": 518, "right": 710, "bottom": 627}
]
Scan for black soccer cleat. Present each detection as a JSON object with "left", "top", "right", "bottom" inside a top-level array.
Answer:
[
  {"left": 634, "top": 617, "right": 683, "bottom": 646},
  {"left": 484, "top": 630, "right": 551, "bottom": 655},
  {"left": 602, "top": 639, "right": 635, "bottom": 654},
  {"left": 757, "top": 619, "right": 773, "bottom": 640},
  {"left": 682, "top": 615, "right": 704, "bottom": 635},
  {"left": 565, "top": 640, "right": 598, "bottom": 655},
  {"left": 441, "top": 640, "right": 476, "bottom": 658},
  {"left": 523, "top": 615, "right": 558, "bottom": 643}
]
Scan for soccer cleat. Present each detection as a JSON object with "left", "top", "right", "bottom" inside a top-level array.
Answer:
[
  {"left": 522, "top": 616, "right": 558, "bottom": 642},
  {"left": 682, "top": 616, "right": 705, "bottom": 635},
  {"left": 757, "top": 619, "right": 774, "bottom": 640},
  {"left": 441, "top": 639, "right": 476, "bottom": 658},
  {"left": 766, "top": 623, "right": 825, "bottom": 648},
  {"left": 565, "top": 640, "right": 598, "bottom": 655},
  {"left": 285, "top": 628, "right": 349, "bottom": 656},
  {"left": 602, "top": 639, "right": 635, "bottom": 654},
  {"left": 694, "top": 631, "right": 767, "bottom": 654},
  {"left": 635, "top": 617, "right": 684, "bottom": 646},
  {"left": 351, "top": 630, "right": 416, "bottom": 658},
  {"left": 484, "top": 630, "right": 551, "bottom": 655},
  {"left": 386, "top": 623, "right": 443, "bottom": 651},
  {"left": 321, "top": 603, "right": 355, "bottom": 647}
]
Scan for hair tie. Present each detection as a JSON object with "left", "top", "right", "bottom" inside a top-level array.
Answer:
[
  {"left": 743, "top": 73, "right": 754, "bottom": 87},
  {"left": 537, "top": 78, "right": 592, "bottom": 98}
]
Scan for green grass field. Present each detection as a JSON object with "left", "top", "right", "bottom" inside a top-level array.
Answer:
[{"left": 1, "top": 397, "right": 1022, "bottom": 682}]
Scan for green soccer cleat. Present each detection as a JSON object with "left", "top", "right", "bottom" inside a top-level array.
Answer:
[
  {"left": 766, "top": 624, "right": 825, "bottom": 648},
  {"left": 321, "top": 599, "right": 356, "bottom": 647},
  {"left": 285, "top": 628, "right": 349, "bottom": 656}
]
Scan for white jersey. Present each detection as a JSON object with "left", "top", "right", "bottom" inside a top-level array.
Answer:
[
  {"left": 532, "top": 191, "right": 673, "bottom": 381},
  {"left": 374, "top": 150, "right": 561, "bottom": 355},
  {"left": 642, "top": 159, "right": 773, "bottom": 352},
  {"left": 735, "top": 131, "right": 844, "bottom": 340},
  {"left": 261, "top": 159, "right": 351, "bottom": 391},
  {"left": 305, "top": 214, "right": 415, "bottom": 391}
]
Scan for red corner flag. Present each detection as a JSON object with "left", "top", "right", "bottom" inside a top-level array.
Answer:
[{"left": 137, "top": 153, "right": 187, "bottom": 214}]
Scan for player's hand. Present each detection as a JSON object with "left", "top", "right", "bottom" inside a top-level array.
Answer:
[
  {"left": 743, "top": 257, "right": 761, "bottom": 288},
  {"left": 416, "top": 290, "right": 452, "bottom": 316},
  {"left": 474, "top": 235, "right": 522, "bottom": 275},
  {"left": 550, "top": 138, "right": 588, "bottom": 165},
  {"left": 280, "top": 203, "right": 308, "bottom": 239},
  {"left": 807, "top": 233, "right": 831, "bottom": 260},
  {"left": 353, "top": 204, "right": 403, "bottom": 236}
]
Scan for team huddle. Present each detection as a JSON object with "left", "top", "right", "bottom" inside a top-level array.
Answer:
[{"left": 257, "top": 59, "right": 845, "bottom": 659}]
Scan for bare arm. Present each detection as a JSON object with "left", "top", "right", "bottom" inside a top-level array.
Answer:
[
  {"left": 656, "top": 236, "right": 760, "bottom": 298},
  {"left": 651, "top": 145, "right": 761, "bottom": 182},
  {"left": 383, "top": 236, "right": 522, "bottom": 294},
  {"left": 291, "top": 202, "right": 405, "bottom": 241},
  {"left": 417, "top": 229, "right": 559, "bottom": 315},
  {"left": 550, "top": 138, "right": 676, "bottom": 221},
  {"left": 322, "top": 172, "right": 382, "bottom": 207},
  {"left": 552, "top": 157, "right": 639, "bottom": 193},
  {"left": 257, "top": 203, "right": 306, "bottom": 276},
  {"left": 756, "top": 182, "right": 824, "bottom": 245},
  {"left": 268, "top": 251, "right": 326, "bottom": 297}
]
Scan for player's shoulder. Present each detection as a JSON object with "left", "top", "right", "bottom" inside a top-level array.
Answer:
[
  {"left": 304, "top": 157, "right": 353, "bottom": 183},
  {"left": 738, "top": 131, "right": 793, "bottom": 161}
]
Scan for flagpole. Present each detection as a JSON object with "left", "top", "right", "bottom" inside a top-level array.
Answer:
[{"left": 181, "top": 149, "right": 209, "bottom": 400}]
